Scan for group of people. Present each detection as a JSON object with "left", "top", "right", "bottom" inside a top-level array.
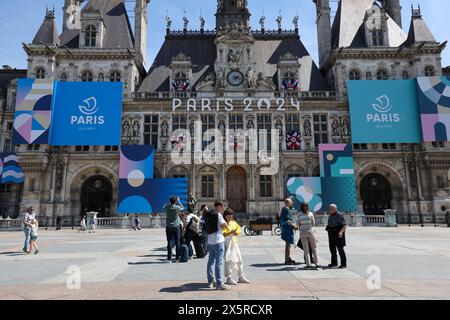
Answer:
[
  {"left": 22, "top": 207, "right": 39, "bottom": 254},
  {"left": 280, "top": 198, "right": 347, "bottom": 269},
  {"left": 78, "top": 215, "right": 96, "bottom": 233},
  {"left": 164, "top": 197, "right": 250, "bottom": 290}
]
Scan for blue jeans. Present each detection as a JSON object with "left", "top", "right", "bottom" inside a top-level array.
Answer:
[
  {"left": 23, "top": 226, "right": 31, "bottom": 251},
  {"left": 166, "top": 226, "right": 181, "bottom": 260},
  {"left": 207, "top": 242, "right": 225, "bottom": 286}
]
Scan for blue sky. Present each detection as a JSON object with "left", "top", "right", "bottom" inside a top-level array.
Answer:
[{"left": 0, "top": 0, "right": 448, "bottom": 69}]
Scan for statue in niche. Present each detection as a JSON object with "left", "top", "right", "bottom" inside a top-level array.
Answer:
[
  {"left": 161, "top": 120, "right": 169, "bottom": 137},
  {"left": 218, "top": 120, "right": 226, "bottom": 136},
  {"left": 303, "top": 118, "right": 312, "bottom": 137},
  {"left": 245, "top": 68, "right": 257, "bottom": 89},
  {"left": 342, "top": 118, "right": 350, "bottom": 136},
  {"left": 228, "top": 48, "right": 241, "bottom": 66},
  {"left": 122, "top": 120, "right": 131, "bottom": 137},
  {"left": 247, "top": 120, "right": 255, "bottom": 130},
  {"left": 216, "top": 68, "right": 227, "bottom": 89},
  {"left": 132, "top": 120, "right": 140, "bottom": 137},
  {"left": 332, "top": 119, "right": 340, "bottom": 136}
]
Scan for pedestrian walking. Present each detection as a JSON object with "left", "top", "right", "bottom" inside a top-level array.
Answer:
[
  {"left": 22, "top": 207, "right": 36, "bottom": 253},
  {"left": 133, "top": 215, "right": 141, "bottom": 231},
  {"left": 28, "top": 219, "right": 39, "bottom": 254},
  {"left": 204, "top": 201, "right": 230, "bottom": 290},
  {"left": 326, "top": 204, "right": 347, "bottom": 269},
  {"left": 88, "top": 216, "right": 96, "bottom": 233},
  {"left": 78, "top": 216, "right": 87, "bottom": 233},
  {"left": 56, "top": 216, "right": 62, "bottom": 230},
  {"left": 280, "top": 198, "right": 299, "bottom": 265},
  {"left": 296, "top": 203, "right": 320, "bottom": 268}
]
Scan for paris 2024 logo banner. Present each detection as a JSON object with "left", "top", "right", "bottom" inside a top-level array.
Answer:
[
  {"left": 49, "top": 82, "right": 123, "bottom": 146},
  {"left": 348, "top": 80, "right": 423, "bottom": 143}
]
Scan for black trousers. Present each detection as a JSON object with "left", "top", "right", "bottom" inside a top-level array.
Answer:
[
  {"left": 166, "top": 226, "right": 181, "bottom": 260},
  {"left": 328, "top": 233, "right": 347, "bottom": 266},
  {"left": 184, "top": 229, "right": 195, "bottom": 258}
]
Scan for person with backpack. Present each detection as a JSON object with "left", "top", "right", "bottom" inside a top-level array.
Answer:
[
  {"left": 164, "top": 196, "right": 184, "bottom": 263},
  {"left": 199, "top": 205, "right": 210, "bottom": 254},
  {"left": 204, "top": 201, "right": 230, "bottom": 290}
]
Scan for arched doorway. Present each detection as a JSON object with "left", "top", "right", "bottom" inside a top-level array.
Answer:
[
  {"left": 361, "top": 174, "right": 392, "bottom": 215},
  {"left": 80, "top": 176, "right": 113, "bottom": 217},
  {"left": 227, "top": 166, "right": 247, "bottom": 213}
]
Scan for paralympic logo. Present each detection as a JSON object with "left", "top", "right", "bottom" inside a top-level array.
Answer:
[{"left": 71, "top": 96, "right": 104, "bottom": 125}]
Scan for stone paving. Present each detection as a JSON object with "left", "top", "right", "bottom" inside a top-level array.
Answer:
[{"left": 1, "top": 226, "right": 450, "bottom": 300}]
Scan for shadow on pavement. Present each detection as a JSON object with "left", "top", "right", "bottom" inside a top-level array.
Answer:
[
  {"left": 159, "top": 283, "right": 212, "bottom": 293},
  {"left": 128, "top": 259, "right": 169, "bottom": 265}
]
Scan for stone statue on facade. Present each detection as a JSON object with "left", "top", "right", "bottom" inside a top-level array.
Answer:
[
  {"left": 166, "top": 16, "right": 172, "bottom": 29},
  {"left": 228, "top": 48, "right": 241, "bottom": 66},
  {"left": 218, "top": 120, "right": 226, "bottom": 136},
  {"left": 276, "top": 13, "right": 282, "bottom": 30},
  {"left": 259, "top": 15, "right": 265, "bottom": 30},
  {"left": 342, "top": 118, "right": 350, "bottom": 136},
  {"left": 245, "top": 68, "right": 257, "bottom": 89},
  {"left": 293, "top": 15, "right": 299, "bottom": 30},
  {"left": 216, "top": 67, "right": 227, "bottom": 89},
  {"left": 303, "top": 119, "right": 312, "bottom": 137},
  {"left": 161, "top": 120, "right": 169, "bottom": 138},
  {"left": 332, "top": 119, "right": 340, "bottom": 136},
  {"left": 122, "top": 120, "right": 131, "bottom": 138},
  {"left": 132, "top": 121, "right": 140, "bottom": 138},
  {"left": 247, "top": 120, "right": 255, "bottom": 130},
  {"left": 183, "top": 15, "right": 189, "bottom": 30},
  {"left": 200, "top": 15, "right": 205, "bottom": 29}
]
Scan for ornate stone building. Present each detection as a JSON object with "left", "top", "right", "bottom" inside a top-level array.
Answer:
[{"left": 0, "top": 0, "right": 449, "bottom": 218}]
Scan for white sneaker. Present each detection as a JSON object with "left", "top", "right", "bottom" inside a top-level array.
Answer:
[
  {"left": 163, "top": 260, "right": 172, "bottom": 264},
  {"left": 208, "top": 282, "right": 216, "bottom": 289},
  {"left": 226, "top": 277, "right": 238, "bottom": 285},
  {"left": 238, "top": 276, "right": 250, "bottom": 284},
  {"left": 216, "top": 283, "right": 231, "bottom": 291}
]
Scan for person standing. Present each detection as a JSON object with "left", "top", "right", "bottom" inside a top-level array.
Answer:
[
  {"left": 297, "top": 203, "right": 320, "bottom": 268},
  {"left": 204, "top": 201, "right": 230, "bottom": 290},
  {"left": 199, "top": 205, "right": 209, "bottom": 254},
  {"left": 78, "top": 216, "right": 86, "bottom": 233},
  {"left": 22, "top": 207, "right": 36, "bottom": 253},
  {"left": 133, "top": 215, "right": 141, "bottom": 231},
  {"left": 280, "top": 198, "right": 299, "bottom": 265},
  {"left": 164, "top": 196, "right": 184, "bottom": 263},
  {"left": 223, "top": 208, "right": 250, "bottom": 285},
  {"left": 56, "top": 216, "right": 62, "bottom": 230},
  {"left": 326, "top": 204, "right": 347, "bottom": 269},
  {"left": 88, "top": 216, "right": 96, "bottom": 233}
]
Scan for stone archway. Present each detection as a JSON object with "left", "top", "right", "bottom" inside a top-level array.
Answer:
[
  {"left": 227, "top": 166, "right": 247, "bottom": 213},
  {"left": 360, "top": 174, "right": 393, "bottom": 215},
  {"left": 80, "top": 176, "right": 113, "bottom": 217}
]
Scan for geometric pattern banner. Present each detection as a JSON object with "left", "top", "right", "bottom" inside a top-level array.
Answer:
[
  {"left": 286, "top": 130, "right": 301, "bottom": 150},
  {"left": 319, "top": 144, "right": 354, "bottom": 178},
  {"left": 286, "top": 144, "right": 357, "bottom": 213},
  {"left": 0, "top": 153, "right": 25, "bottom": 184},
  {"left": 117, "top": 145, "right": 188, "bottom": 214},
  {"left": 417, "top": 76, "right": 450, "bottom": 142},
  {"left": 13, "top": 79, "right": 54, "bottom": 145}
]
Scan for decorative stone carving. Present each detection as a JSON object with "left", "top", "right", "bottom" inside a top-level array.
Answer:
[
  {"left": 303, "top": 118, "right": 312, "bottom": 137},
  {"left": 161, "top": 120, "right": 169, "bottom": 138},
  {"left": 245, "top": 68, "right": 257, "bottom": 89}
]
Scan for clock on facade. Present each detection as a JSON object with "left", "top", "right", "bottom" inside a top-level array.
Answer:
[{"left": 227, "top": 71, "right": 244, "bottom": 86}]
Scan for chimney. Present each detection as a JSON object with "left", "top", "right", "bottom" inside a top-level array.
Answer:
[{"left": 135, "top": 0, "right": 149, "bottom": 67}]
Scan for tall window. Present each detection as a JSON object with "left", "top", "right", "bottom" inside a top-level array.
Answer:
[
  {"left": 437, "top": 176, "right": 445, "bottom": 189},
  {"left": 85, "top": 25, "right": 97, "bottom": 47},
  {"left": 60, "top": 73, "right": 68, "bottom": 81},
  {"left": 75, "top": 146, "right": 90, "bottom": 152},
  {"left": 201, "top": 115, "right": 215, "bottom": 149},
  {"left": 35, "top": 68, "right": 45, "bottom": 79},
  {"left": 349, "top": 69, "right": 361, "bottom": 80},
  {"left": 382, "top": 143, "right": 397, "bottom": 150},
  {"left": 98, "top": 73, "right": 105, "bottom": 82},
  {"left": 104, "top": 146, "right": 118, "bottom": 152},
  {"left": 3, "top": 139, "right": 13, "bottom": 153},
  {"left": 257, "top": 114, "right": 272, "bottom": 150},
  {"left": 201, "top": 175, "right": 214, "bottom": 198},
  {"left": 259, "top": 175, "right": 273, "bottom": 197},
  {"left": 110, "top": 71, "right": 121, "bottom": 82},
  {"left": 27, "top": 144, "right": 40, "bottom": 151},
  {"left": 313, "top": 114, "right": 328, "bottom": 148},
  {"left": 377, "top": 69, "right": 389, "bottom": 80},
  {"left": 432, "top": 141, "right": 445, "bottom": 148},
  {"left": 172, "top": 115, "right": 187, "bottom": 130},
  {"left": 424, "top": 66, "right": 435, "bottom": 77},
  {"left": 353, "top": 144, "right": 368, "bottom": 150},
  {"left": 144, "top": 115, "right": 159, "bottom": 148},
  {"left": 229, "top": 115, "right": 244, "bottom": 130},
  {"left": 285, "top": 114, "right": 300, "bottom": 132},
  {"left": 372, "top": 29, "right": 384, "bottom": 46},
  {"left": 81, "top": 70, "right": 93, "bottom": 82}
]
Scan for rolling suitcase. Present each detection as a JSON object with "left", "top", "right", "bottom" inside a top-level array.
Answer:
[{"left": 180, "top": 240, "right": 189, "bottom": 262}]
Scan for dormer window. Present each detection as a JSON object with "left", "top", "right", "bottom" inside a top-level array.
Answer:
[
  {"left": 372, "top": 29, "right": 384, "bottom": 46},
  {"left": 376, "top": 69, "right": 389, "bottom": 80},
  {"left": 349, "top": 69, "right": 361, "bottom": 80},
  {"left": 81, "top": 70, "right": 93, "bottom": 82},
  {"left": 172, "top": 72, "right": 190, "bottom": 92},
  {"left": 110, "top": 71, "right": 121, "bottom": 82},
  {"left": 425, "top": 66, "right": 435, "bottom": 77},
  {"left": 35, "top": 67, "right": 45, "bottom": 79},
  {"left": 84, "top": 25, "right": 97, "bottom": 47}
]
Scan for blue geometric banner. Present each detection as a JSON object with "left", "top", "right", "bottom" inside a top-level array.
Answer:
[
  {"left": 0, "top": 153, "right": 24, "bottom": 184},
  {"left": 49, "top": 82, "right": 123, "bottom": 146}
]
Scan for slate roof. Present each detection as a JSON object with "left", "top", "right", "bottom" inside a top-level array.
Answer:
[
  {"left": 0, "top": 69, "right": 27, "bottom": 98},
  {"left": 59, "top": 0, "right": 134, "bottom": 49},
  {"left": 404, "top": 12, "right": 437, "bottom": 46},
  {"left": 139, "top": 34, "right": 330, "bottom": 93},
  {"left": 32, "top": 13, "right": 60, "bottom": 45},
  {"left": 331, "top": 0, "right": 407, "bottom": 49}
]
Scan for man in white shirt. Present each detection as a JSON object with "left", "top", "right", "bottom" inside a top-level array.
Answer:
[
  {"left": 22, "top": 207, "right": 36, "bottom": 252},
  {"left": 204, "top": 201, "right": 230, "bottom": 290}
]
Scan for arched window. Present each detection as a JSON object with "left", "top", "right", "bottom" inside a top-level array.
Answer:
[
  {"left": 84, "top": 25, "right": 97, "bottom": 47},
  {"left": 110, "top": 71, "right": 121, "bottom": 82},
  {"left": 81, "top": 70, "right": 93, "bottom": 82},
  {"left": 366, "top": 72, "right": 373, "bottom": 80},
  {"left": 376, "top": 69, "right": 389, "bottom": 80},
  {"left": 402, "top": 71, "right": 409, "bottom": 80},
  {"left": 35, "top": 67, "right": 45, "bottom": 79},
  {"left": 349, "top": 69, "right": 361, "bottom": 80},
  {"left": 60, "top": 73, "right": 67, "bottom": 81},
  {"left": 98, "top": 73, "right": 104, "bottom": 82},
  {"left": 424, "top": 66, "right": 435, "bottom": 77}
]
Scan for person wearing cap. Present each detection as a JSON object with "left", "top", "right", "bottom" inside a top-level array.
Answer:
[{"left": 326, "top": 204, "right": 347, "bottom": 268}]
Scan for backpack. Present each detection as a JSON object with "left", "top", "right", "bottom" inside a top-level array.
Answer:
[
  {"left": 188, "top": 214, "right": 201, "bottom": 235},
  {"left": 204, "top": 210, "right": 219, "bottom": 235}
]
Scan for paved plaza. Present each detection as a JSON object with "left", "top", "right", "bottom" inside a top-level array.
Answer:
[{"left": 1, "top": 226, "right": 450, "bottom": 300}]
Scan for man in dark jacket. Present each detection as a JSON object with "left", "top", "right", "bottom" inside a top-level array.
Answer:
[{"left": 326, "top": 204, "right": 347, "bottom": 269}]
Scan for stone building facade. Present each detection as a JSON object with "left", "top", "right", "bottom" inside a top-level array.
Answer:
[{"left": 0, "top": 0, "right": 449, "bottom": 219}]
